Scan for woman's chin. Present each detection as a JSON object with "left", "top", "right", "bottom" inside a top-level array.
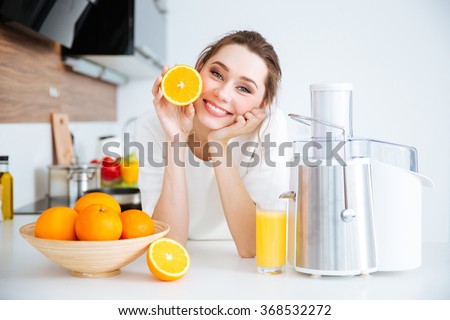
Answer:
[{"left": 197, "top": 113, "right": 232, "bottom": 131}]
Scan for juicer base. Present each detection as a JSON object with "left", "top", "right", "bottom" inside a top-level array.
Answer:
[{"left": 295, "top": 266, "right": 377, "bottom": 277}]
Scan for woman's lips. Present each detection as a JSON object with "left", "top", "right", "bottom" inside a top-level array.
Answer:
[{"left": 204, "top": 100, "right": 232, "bottom": 118}]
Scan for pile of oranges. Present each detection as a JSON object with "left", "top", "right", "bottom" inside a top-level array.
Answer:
[
  {"left": 35, "top": 192, "right": 154, "bottom": 241},
  {"left": 34, "top": 192, "right": 189, "bottom": 281}
]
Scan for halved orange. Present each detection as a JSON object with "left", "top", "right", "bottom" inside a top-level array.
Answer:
[
  {"left": 146, "top": 237, "right": 190, "bottom": 281},
  {"left": 161, "top": 64, "right": 202, "bottom": 106}
]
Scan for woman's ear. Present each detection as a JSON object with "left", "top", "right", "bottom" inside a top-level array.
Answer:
[
  {"left": 195, "top": 61, "right": 204, "bottom": 72},
  {"left": 259, "top": 99, "right": 269, "bottom": 110}
]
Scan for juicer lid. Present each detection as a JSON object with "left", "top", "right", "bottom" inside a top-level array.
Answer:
[{"left": 310, "top": 83, "right": 353, "bottom": 91}]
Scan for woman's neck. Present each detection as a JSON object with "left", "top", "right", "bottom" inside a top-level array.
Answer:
[{"left": 188, "top": 116, "right": 211, "bottom": 161}]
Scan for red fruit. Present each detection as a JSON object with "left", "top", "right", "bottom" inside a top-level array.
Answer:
[
  {"left": 101, "top": 157, "right": 121, "bottom": 181},
  {"left": 102, "top": 157, "right": 117, "bottom": 167}
]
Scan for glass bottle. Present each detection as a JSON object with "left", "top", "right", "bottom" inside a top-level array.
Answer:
[
  {"left": 0, "top": 184, "right": 3, "bottom": 221},
  {"left": 0, "top": 155, "right": 14, "bottom": 220}
]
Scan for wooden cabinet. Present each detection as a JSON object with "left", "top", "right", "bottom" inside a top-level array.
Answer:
[{"left": 0, "top": 24, "right": 116, "bottom": 123}]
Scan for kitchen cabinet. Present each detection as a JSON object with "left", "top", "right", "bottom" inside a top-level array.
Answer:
[
  {"left": 81, "top": 0, "right": 167, "bottom": 79},
  {"left": 0, "top": 24, "right": 116, "bottom": 123}
]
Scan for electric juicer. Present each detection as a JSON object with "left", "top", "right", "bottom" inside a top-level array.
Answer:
[{"left": 281, "top": 83, "right": 433, "bottom": 276}]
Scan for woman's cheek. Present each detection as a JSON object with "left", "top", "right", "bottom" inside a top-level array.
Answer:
[{"left": 200, "top": 75, "right": 215, "bottom": 93}]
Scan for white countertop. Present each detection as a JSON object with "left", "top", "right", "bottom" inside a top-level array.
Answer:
[{"left": 1, "top": 215, "right": 449, "bottom": 300}]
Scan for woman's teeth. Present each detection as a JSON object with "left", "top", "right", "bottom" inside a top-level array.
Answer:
[{"left": 206, "top": 102, "right": 228, "bottom": 115}]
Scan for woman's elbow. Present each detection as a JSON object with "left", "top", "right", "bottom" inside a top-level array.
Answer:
[{"left": 237, "top": 247, "right": 255, "bottom": 258}]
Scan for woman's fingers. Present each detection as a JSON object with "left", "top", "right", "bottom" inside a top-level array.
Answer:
[
  {"left": 152, "top": 76, "right": 162, "bottom": 96},
  {"left": 249, "top": 108, "right": 266, "bottom": 119},
  {"left": 243, "top": 112, "right": 255, "bottom": 121},
  {"left": 152, "top": 66, "right": 169, "bottom": 96},
  {"left": 234, "top": 115, "right": 246, "bottom": 128},
  {"left": 241, "top": 109, "right": 265, "bottom": 127},
  {"left": 207, "top": 108, "right": 267, "bottom": 143},
  {"left": 152, "top": 87, "right": 164, "bottom": 111},
  {"left": 151, "top": 66, "right": 195, "bottom": 138},
  {"left": 225, "top": 110, "right": 264, "bottom": 134},
  {"left": 186, "top": 104, "right": 196, "bottom": 119}
]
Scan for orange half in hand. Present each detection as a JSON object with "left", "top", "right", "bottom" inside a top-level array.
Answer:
[{"left": 161, "top": 64, "right": 202, "bottom": 106}]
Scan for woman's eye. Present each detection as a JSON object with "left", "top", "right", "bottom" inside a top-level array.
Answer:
[
  {"left": 211, "top": 70, "right": 223, "bottom": 80},
  {"left": 238, "top": 86, "right": 251, "bottom": 94}
]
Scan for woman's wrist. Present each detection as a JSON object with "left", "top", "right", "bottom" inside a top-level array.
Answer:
[
  {"left": 166, "top": 133, "right": 190, "bottom": 143},
  {"left": 207, "top": 133, "right": 229, "bottom": 146},
  {"left": 207, "top": 139, "right": 229, "bottom": 164}
]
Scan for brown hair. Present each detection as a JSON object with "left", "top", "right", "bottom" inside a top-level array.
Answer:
[{"left": 195, "top": 30, "right": 282, "bottom": 108}]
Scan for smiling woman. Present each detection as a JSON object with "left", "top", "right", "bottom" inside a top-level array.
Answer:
[{"left": 135, "top": 30, "right": 289, "bottom": 258}]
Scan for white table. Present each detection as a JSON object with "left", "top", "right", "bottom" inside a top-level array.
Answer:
[{"left": 1, "top": 215, "right": 449, "bottom": 300}]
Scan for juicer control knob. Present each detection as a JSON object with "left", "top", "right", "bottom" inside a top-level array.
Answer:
[{"left": 341, "top": 209, "right": 357, "bottom": 222}]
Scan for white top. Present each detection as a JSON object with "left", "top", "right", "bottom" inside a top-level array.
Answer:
[{"left": 135, "top": 107, "right": 290, "bottom": 240}]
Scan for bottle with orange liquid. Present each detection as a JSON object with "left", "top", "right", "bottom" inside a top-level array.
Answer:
[{"left": 0, "top": 155, "right": 14, "bottom": 220}]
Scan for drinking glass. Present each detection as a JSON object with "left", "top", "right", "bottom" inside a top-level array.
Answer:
[{"left": 256, "top": 198, "right": 287, "bottom": 274}]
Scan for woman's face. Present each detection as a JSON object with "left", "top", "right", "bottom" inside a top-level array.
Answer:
[{"left": 194, "top": 44, "right": 268, "bottom": 130}]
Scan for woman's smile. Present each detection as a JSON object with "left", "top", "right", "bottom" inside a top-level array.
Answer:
[{"left": 203, "top": 100, "right": 232, "bottom": 117}]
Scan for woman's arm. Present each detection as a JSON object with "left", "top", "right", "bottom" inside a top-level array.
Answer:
[
  {"left": 149, "top": 68, "right": 196, "bottom": 246},
  {"left": 208, "top": 110, "right": 266, "bottom": 258},
  {"left": 210, "top": 144, "right": 257, "bottom": 258},
  {"left": 152, "top": 140, "right": 190, "bottom": 245}
]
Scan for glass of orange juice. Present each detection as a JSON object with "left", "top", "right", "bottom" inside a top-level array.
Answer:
[{"left": 256, "top": 199, "right": 287, "bottom": 274}]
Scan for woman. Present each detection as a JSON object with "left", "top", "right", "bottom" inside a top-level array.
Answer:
[{"left": 135, "top": 30, "right": 289, "bottom": 257}]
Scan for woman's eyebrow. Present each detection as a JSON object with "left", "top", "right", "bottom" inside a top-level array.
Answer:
[
  {"left": 211, "top": 61, "right": 229, "bottom": 71},
  {"left": 241, "top": 76, "right": 258, "bottom": 90},
  {"left": 211, "top": 61, "right": 258, "bottom": 89}
]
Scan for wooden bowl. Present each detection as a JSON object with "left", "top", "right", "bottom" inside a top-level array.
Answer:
[{"left": 19, "top": 220, "right": 170, "bottom": 278}]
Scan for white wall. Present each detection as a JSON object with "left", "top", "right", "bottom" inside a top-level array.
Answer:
[
  {"left": 1, "top": 0, "right": 448, "bottom": 243},
  {"left": 164, "top": 0, "right": 450, "bottom": 242}
]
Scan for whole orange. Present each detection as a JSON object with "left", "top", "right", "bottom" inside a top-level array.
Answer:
[
  {"left": 75, "top": 204, "right": 122, "bottom": 241},
  {"left": 74, "top": 192, "right": 121, "bottom": 215},
  {"left": 35, "top": 207, "right": 79, "bottom": 240},
  {"left": 120, "top": 209, "right": 155, "bottom": 239}
]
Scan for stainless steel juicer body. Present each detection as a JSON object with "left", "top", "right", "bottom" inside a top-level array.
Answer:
[
  {"left": 284, "top": 156, "right": 377, "bottom": 276},
  {"left": 282, "top": 110, "right": 377, "bottom": 276}
]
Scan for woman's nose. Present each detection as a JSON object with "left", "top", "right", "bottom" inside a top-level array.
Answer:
[{"left": 214, "top": 84, "right": 232, "bottom": 103}]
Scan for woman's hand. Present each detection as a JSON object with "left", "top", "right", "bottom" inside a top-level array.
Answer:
[
  {"left": 152, "top": 66, "right": 195, "bottom": 142},
  {"left": 207, "top": 108, "right": 266, "bottom": 145}
]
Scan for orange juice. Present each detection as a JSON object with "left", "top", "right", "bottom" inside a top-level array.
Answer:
[{"left": 256, "top": 209, "right": 286, "bottom": 273}]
